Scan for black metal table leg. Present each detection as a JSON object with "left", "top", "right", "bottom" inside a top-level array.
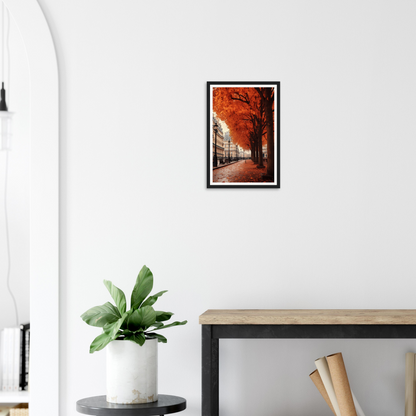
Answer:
[{"left": 202, "top": 325, "right": 219, "bottom": 416}]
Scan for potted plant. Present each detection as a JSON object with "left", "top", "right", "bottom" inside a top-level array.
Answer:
[{"left": 81, "top": 265, "right": 187, "bottom": 404}]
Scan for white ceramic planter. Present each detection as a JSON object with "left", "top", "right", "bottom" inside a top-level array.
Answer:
[{"left": 106, "top": 338, "right": 158, "bottom": 404}]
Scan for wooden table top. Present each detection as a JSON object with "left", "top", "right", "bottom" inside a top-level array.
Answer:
[{"left": 199, "top": 309, "right": 416, "bottom": 325}]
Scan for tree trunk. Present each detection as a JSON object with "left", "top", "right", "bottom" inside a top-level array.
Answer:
[
  {"left": 252, "top": 141, "right": 258, "bottom": 163},
  {"left": 255, "top": 87, "right": 275, "bottom": 180},
  {"left": 265, "top": 93, "right": 274, "bottom": 179},
  {"left": 257, "top": 125, "right": 264, "bottom": 168}
]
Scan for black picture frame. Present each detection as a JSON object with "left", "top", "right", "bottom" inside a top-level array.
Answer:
[{"left": 207, "top": 81, "right": 280, "bottom": 189}]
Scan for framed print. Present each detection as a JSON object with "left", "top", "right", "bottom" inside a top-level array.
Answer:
[{"left": 207, "top": 81, "right": 280, "bottom": 188}]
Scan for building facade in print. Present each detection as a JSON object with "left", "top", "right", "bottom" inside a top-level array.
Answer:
[
  {"left": 223, "top": 132, "right": 235, "bottom": 160},
  {"left": 212, "top": 117, "right": 224, "bottom": 164},
  {"left": 224, "top": 132, "right": 246, "bottom": 160}
]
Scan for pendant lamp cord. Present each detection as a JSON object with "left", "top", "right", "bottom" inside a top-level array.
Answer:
[
  {"left": 2, "top": 1, "right": 18, "bottom": 327},
  {"left": 5, "top": 2, "right": 10, "bottom": 106},
  {"left": 1, "top": 2, "right": 5, "bottom": 88},
  {"left": 1, "top": 2, "right": 3, "bottom": 85}
]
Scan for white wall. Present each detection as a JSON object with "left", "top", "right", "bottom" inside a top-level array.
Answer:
[
  {"left": 37, "top": 1, "right": 416, "bottom": 415},
  {"left": 0, "top": 6, "right": 30, "bottom": 330}
]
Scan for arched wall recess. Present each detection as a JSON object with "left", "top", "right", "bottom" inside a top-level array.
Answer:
[{"left": 2, "top": 1, "right": 59, "bottom": 415}]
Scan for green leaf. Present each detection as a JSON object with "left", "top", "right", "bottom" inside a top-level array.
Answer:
[
  {"left": 103, "top": 280, "right": 127, "bottom": 314},
  {"left": 141, "top": 290, "right": 168, "bottom": 308},
  {"left": 120, "top": 329, "right": 134, "bottom": 337},
  {"left": 89, "top": 332, "right": 113, "bottom": 353},
  {"left": 120, "top": 309, "right": 132, "bottom": 330},
  {"left": 81, "top": 302, "right": 121, "bottom": 327},
  {"left": 150, "top": 322, "right": 165, "bottom": 330},
  {"left": 126, "top": 306, "right": 156, "bottom": 331},
  {"left": 131, "top": 265, "right": 154, "bottom": 309},
  {"left": 104, "top": 312, "right": 128, "bottom": 339},
  {"left": 126, "top": 310, "right": 142, "bottom": 331},
  {"left": 137, "top": 306, "right": 157, "bottom": 328},
  {"left": 118, "top": 328, "right": 145, "bottom": 339},
  {"left": 155, "top": 311, "right": 173, "bottom": 322},
  {"left": 146, "top": 332, "right": 167, "bottom": 343},
  {"left": 154, "top": 320, "right": 187, "bottom": 331},
  {"left": 124, "top": 332, "right": 146, "bottom": 346}
]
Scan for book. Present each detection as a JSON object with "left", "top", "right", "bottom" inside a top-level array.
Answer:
[
  {"left": 19, "top": 324, "right": 29, "bottom": 391},
  {"left": 0, "top": 329, "right": 6, "bottom": 391},
  {"left": 0, "top": 325, "right": 30, "bottom": 393},
  {"left": 0, "top": 329, "right": 3, "bottom": 391},
  {"left": 19, "top": 328, "right": 23, "bottom": 391},
  {"left": 12, "top": 328, "right": 19, "bottom": 391},
  {"left": 1, "top": 328, "right": 19, "bottom": 392},
  {"left": 23, "top": 325, "right": 29, "bottom": 391},
  {"left": 3, "top": 328, "right": 11, "bottom": 392}
]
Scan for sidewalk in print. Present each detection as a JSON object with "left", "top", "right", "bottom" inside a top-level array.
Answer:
[
  {"left": 213, "top": 160, "right": 239, "bottom": 170},
  {"left": 213, "top": 160, "right": 272, "bottom": 183}
]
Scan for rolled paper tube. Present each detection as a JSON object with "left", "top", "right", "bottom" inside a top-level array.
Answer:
[
  {"left": 327, "top": 352, "right": 357, "bottom": 416},
  {"left": 405, "top": 352, "right": 416, "bottom": 416},
  {"left": 351, "top": 391, "right": 365, "bottom": 416},
  {"left": 310, "top": 369, "right": 336, "bottom": 415},
  {"left": 315, "top": 357, "right": 341, "bottom": 416}
]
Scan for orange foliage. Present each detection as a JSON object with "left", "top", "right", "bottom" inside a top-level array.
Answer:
[{"left": 212, "top": 87, "right": 266, "bottom": 151}]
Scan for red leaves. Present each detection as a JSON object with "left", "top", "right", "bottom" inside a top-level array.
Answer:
[{"left": 213, "top": 87, "right": 261, "bottom": 151}]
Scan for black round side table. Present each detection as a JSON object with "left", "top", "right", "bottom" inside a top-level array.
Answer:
[{"left": 76, "top": 395, "right": 186, "bottom": 416}]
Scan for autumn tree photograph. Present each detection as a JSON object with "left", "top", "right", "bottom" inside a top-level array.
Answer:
[{"left": 207, "top": 82, "right": 280, "bottom": 188}]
